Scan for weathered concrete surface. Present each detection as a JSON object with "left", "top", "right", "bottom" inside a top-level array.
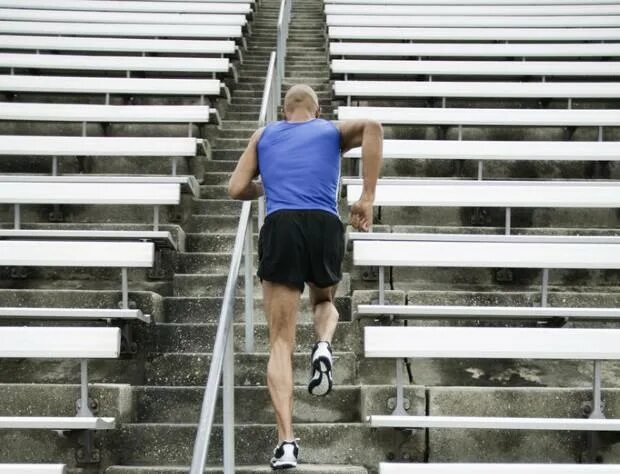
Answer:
[{"left": 427, "top": 387, "right": 620, "bottom": 463}]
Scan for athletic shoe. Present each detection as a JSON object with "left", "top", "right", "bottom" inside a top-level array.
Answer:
[
  {"left": 270, "top": 439, "right": 299, "bottom": 470},
  {"left": 308, "top": 341, "right": 333, "bottom": 396}
]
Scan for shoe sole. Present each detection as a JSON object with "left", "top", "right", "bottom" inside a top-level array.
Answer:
[
  {"left": 308, "top": 355, "right": 333, "bottom": 397},
  {"left": 271, "top": 461, "right": 297, "bottom": 470}
]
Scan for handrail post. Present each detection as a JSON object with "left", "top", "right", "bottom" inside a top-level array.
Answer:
[
  {"left": 222, "top": 315, "right": 235, "bottom": 474},
  {"left": 245, "top": 216, "right": 254, "bottom": 353}
]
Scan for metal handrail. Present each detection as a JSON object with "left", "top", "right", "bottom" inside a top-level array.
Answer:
[{"left": 189, "top": 2, "right": 291, "bottom": 472}]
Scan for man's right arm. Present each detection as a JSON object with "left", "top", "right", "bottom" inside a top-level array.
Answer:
[{"left": 338, "top": 119, "right": 383, "bottom": 231}]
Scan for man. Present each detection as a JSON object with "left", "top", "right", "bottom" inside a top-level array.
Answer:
[{"left": 228, "top": 84, "right": 383, "bottom": 469}]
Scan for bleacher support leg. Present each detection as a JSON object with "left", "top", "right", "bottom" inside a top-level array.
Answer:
[
  {"left": 505, "top": 207, "right": 511, "bottom": 236},
  {"left": 392, "top": 358, "right": 409, "bottom": 416},
  {"left": 153, "top": 205, "right": 160, "bottom": 232},
  {"left": 378, "top": 266, "right": 385, "bottom": 305},
  {"left": 13, "top": 204, "right": 20, "bottom": 230},
  {"left": 583, "top": 360, "right": 605, "bottom": 463},
  {"left": 121, "top": 268, "right": 129, "bottom": 310},
  {"left": 541, "top": 269, "right": 549, "bottom": 307},
  {"left": 52, "top": 156, "right": 58, "bottom": 176}
]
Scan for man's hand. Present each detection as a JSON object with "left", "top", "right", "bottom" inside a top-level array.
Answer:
[{"left": 349, "top": 198, "right": 373, "bottom": 232}]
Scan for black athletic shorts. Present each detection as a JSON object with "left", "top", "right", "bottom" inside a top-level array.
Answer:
[{"left": 257, "top": 209, "right": 345, "bottom": 293}]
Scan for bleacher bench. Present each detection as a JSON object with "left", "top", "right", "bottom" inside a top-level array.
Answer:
[
  {"left": 0, "top": 75, "right": 229, "bottom": 103},
  {"left": 326, "top": 15, "right": 619, "bottom": 28},
  {"left": 324, "top": 0, "right": 618, "bottom": 4},
  {"left": 0, "top": 0, "right": 252, "bottom": 14},
  {"left": 331, "top": 60, "right": 620, "bottom": 77},
  {"left": 336, "top": 106, "right": 620, "bottom": 127},
  {"left": 0, "top": 464, "right": 66, "bottom": 473},
  {"left": 328, "top": 27, "right": 620, "bottom": 41},
  {"left": 334, "top": 81, "right": 620, "bottom": 99},
  {"left": 0, "top": 35, "right": 239, "bottom": 57},
  {"left": 366, "top": 326, "right": 620, "bottom": 430},
  {"left": 0, "top": 306, "right": 150, "bottom": 323},
  {"left": 329, "top": 42, "right": 620, "bottom": 58},
  {"left": 0, "top": 103, "right": 217, "bottom": 127},
  {"left": 0, "top": 53, "right": 236, "bottom": 80},
  {"left": 0, "top": 326, "right": 119, "bottom": 430},
  {"left": 0, "top": 9, "right": 248, "bottom": 26},
  {"left": 379, "top": 463, "right": 620, "bottom": 473},
  {"left": 325, "top": 4, "right": 620, "bottom": 15},
  {"left": 0, "top": 21, "right": 243, "bottom": 39}
]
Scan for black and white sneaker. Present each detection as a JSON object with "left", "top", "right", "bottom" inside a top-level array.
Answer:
[
  {"left": 270, "top": 439, "right": 299, "bottom": 470},
  {"left": 308, "top": 341, "right": 333, "bottom": 397}
]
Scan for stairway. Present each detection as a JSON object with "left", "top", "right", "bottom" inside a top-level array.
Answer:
[{"left": 103, "top": 0, "right": 380, "bottom": 472}]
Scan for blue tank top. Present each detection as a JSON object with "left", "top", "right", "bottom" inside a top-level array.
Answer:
[{"left": 257, "top": 118, "right": 341, "bottom": 216}]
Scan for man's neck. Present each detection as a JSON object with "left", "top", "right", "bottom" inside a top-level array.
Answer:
[{"left": 286, "top": 110, "right": 316, "bottom": 123}]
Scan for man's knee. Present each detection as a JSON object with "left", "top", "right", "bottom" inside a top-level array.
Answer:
[{"left": 309, "top": 283, "right": 337, "bottom": 310}]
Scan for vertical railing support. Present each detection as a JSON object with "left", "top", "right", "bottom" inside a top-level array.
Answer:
[
  {"left": 245, "top": 217, "right": 254, "bottom": 353},
  {"left": 222, "top": 319, "right": 235, "bottom": 474}
]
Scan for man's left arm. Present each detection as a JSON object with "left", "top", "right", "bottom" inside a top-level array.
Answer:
[{"left": 228, "top": 128, "right": 264, "bottom": 200}]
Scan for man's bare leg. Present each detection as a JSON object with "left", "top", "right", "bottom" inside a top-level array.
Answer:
[
  {"left": 263, "top": 280, "right": 301, "bottom": 442},
  {"left": 309, "top": 283, "right": 339, "bottom": 343}
]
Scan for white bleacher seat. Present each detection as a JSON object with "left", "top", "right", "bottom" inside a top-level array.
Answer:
[
  {"left": 326, "top": 14, "right": 620, "bottom": 27},
  {"left": 0, "top": 75, "right": 223, "bottom": 98},
  {"left": 0, "top": 0, "right": 251, "bottom": 14},
  {"left": 345, "top": 179, "right": 620, "bottom": 211},
  {"left": 324, "top": 0, "right": 620, "bottom": 3},
  {"left": 380, "top": 465, "right": 620, "bottom": 474},
  {"left": 0, "top": 465, "right": 66, "bottom": 474},
  {"left": 0, "top": 240, "right": 154, "bottom": 267},
  {"left": 0, "top": 21, "right": 242, "bottom": 39},
  {"left": 0, "top": 53, "right": 232, "bottom": 74},
  {"left": 343, "top": 140, "right": 620, "bottom": 162},
  {"left": 353, "top": 237, "right": 620, "bottom": 269},
  {"left": 325, "top": 4, "right": 620, "bottom": 15},
  {"left": 0, "top": 35, "right": 237, "bottom": 56},
  {"left": 357, "top": 304, "right": 620, "bottom": 322},
  {"left": 0, "top": 103, "right": 214, "bottom": 125},
  {"left": 331, "top": 60, "right": 620, "bottom": 77},
  {"left": 0, "top": 136, "right": 196, "bottom": 157},
  {"left": 335, "top": 80, "right": 620, "bottom": 99},
  {"left": 328, "top": 27, "right": 620, "bottom": 41},
  {"left": 0, "top": 9, "right": 247, "bottom": 26},
  {"left": 0, "top": 326, "right": 120, "bottom": 358},
  {"left": 149, "top": 0, "right": 252, "bottom": 2},
  {"left": 0, "top": 229, "right": 177, "bottom": 251},
  {"left": 0, "top": 175, "right": 199, "bottom": 197},
  {"left": 329, "top": 42, "right": 620, "bottom": 58},
  {"left": 0, "top": 306, "right": 151, "bottom": 323},
  {"left": 337, "top": 106, "right": 620, "bottom": 126},
  {"left": 0, "top": 181, "right": 181, "bottom": 206}
]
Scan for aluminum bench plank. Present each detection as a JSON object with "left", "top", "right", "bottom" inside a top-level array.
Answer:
[
  {"left": 330, "top": 41, "right": 620, "bottom": 57},
  {"left": 0, "top": 182, "right": 181, "bottom": 205},
  {"left": 325, "top": 0, "right": 620, "bottom": 4},
  {"left": 0, "top": 175, "right": 199, "bottom": 197},
  {"left": 0, "top": 53, "right": 230, "bottom": 73},
  {"left": 334, "top": 81, "right": 620, "bottom": 98},
  {"left": 336, "top": 106, "right": 620, "bottom": 126},
  {"left": 365, "top": 326, "right": 620, "bottom": 359},
  {"left": 329, "top": 27, "right": 620, "bottom": 41},
  {"left": 0, "top": 326, "right": 121, "bottom": 358},
  {"left": 0, "top": 103, "right": 211, "bottom": 123},
  {"left": 325, "top": 4, "right": 620, "bottom": 14},
  {"left": 370, "top": 415, "right": 620, "bottom": 431},
  {"left": 0, "top": 75, "right": 222, "bottom": 96},
  {"left": 331, "top": 59, "right": 620, "bottom": 76},
  {"left": 348, "top": 233, "right": 620, "bottom": 244},
  {"left": 0, "top": 465, "right": 66, "bottom": 474},
  {"left": 0, "top": 306, "right": 150, "bottom": 323},
  {"left": 0, "top": 416, "right": 115, "bottom": 430},
  {"left": 0, "top": 136, "right": 197, "bottom": 156},
  {"left": 0, "top": 229, "right": 177, "bottom": 251},
  {"left": 353, "top": 239, "right": 620, "bottom": 269},
  {"left": 357, "top": 304, "right": 620, "bottom": 320},
  {"left": 326, "top": 14, "right": 620, "bottom": 27},
  {"left": 345, "top": 179, "right": 620, "bottom": 208},
  {"left": 0, "top": 9, "right": 247, "bottom": 25},
  {"left": 343, "top": 140, "right": 620, "bottom": 161},
  {"left": 0, "top": 35, "right": 237, "bottom": 54},
  {"left": 0, "top": 0, "right": 251, "bottom": 13},
  {"left": 380, "top": 464, "right": 620, "bottom": 474},
  {"left": 0, "top": 240, "right": 154, "bottom": 267},
  {"left": 0, "top": 21, "right": 242, "bottom": 38}
]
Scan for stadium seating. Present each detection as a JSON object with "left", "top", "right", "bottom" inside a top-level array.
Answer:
[
  {"left": 325, "top": 3, "right": 620, "bottom": 14},
  {"left": 0, "top": 0, "right": 252, "bottom": 13},
  {"left": 380, "top": 466, "right": 620, "bottom": 474},
  {"left": 0, "top": 465, "right": 66, "bottom": 473}
]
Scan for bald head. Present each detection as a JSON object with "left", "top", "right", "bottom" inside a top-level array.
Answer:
[{"left": 283, "top": 84, "right": 320, "bottom": 120}]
